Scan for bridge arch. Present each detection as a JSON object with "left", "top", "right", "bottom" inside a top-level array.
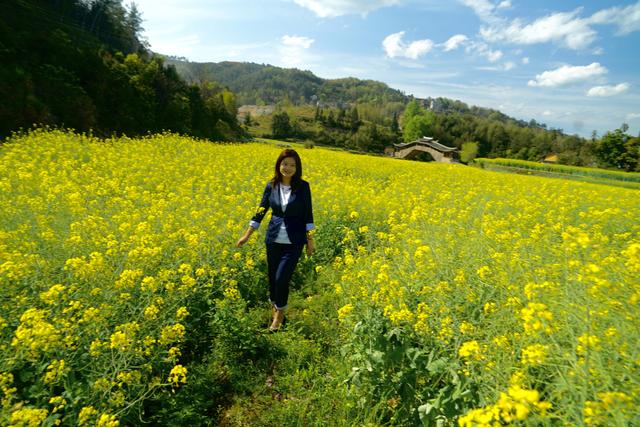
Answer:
[{"left": 393, "top": 137, "right": 457, "bottom": 163}]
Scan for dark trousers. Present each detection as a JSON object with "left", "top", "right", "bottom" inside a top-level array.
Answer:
[{"left": 266, "top": 243, "right": 304, "bottom": 310}]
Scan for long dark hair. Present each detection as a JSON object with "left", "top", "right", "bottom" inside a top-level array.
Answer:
[{"left": 271, "top": 149, "right": 302, "bottom": 190}]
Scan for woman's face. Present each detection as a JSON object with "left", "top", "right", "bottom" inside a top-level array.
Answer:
[{"left": 279, "top": 157, "right": 297, "bottom": 179}]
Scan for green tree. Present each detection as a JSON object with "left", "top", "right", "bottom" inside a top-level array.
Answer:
[
  {"left": 347, "top": 122, "right": 385, "bottom": 152},
  {"left": 243, "top": 112, "right": 252, "bottom": 126},
  {"left": 326, "top": 110, "right": 336, "bottom": 128},
  {"left": 460, "top": 142, "right": 479, "bottom": 163},
  {"left": 349, "top": 107, "right": 360, "bottom": 132},
  {"left": 596, "top": 125, "right": 639, "bottom": 170},
  {"left": 337, "top": 108, "right": 346, "bottom": 128},
  {"left": 402, "top": 111, "right": 435, "bottom": 142},
  {"left": 403, "top": 100, "right": 422, "bottom": 122},
  {"left": 626, "top": 137, "right": 640, "bottom": 171},
  {"left": 271, "top": 111, "right": 291, "bottom": 138},
  {"left": 391, "top": 111, "right": 399, "bottom": 135},
  {"left": 488, "top": 124, "right": 510, "bottom": 157}
]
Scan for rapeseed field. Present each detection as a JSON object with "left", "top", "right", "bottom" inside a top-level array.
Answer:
[{"left": 1, "top": 130, "right": 638, "bottom": 426}]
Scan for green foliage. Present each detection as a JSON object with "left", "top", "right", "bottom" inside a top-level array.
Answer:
[
  {"left": 475, "top": 157, "right": 640, "bottom": 189},
  {"left": 403, "top": 111, "right": 436, "bottom": 142},
  {"left": 343, "top": 308, "right": 477, "bottom": 425},
  {"left": 0, "top": 0, "right": 243, "bottom": 140},
  {"left": 243, "top": 112, "right": 253, "bottom": 126},
  {"left": 347, "top": 123, "right": 386, "bottom": 152},
  {"left": 271, "top": 111, "right": 292, "bottom": 138},
  {"left": 596, "top": 125, "right": 640, "bottom": 171},
  {"left": 349, "top": 107, "right": 360, "bottom": 132},
  {"left": 162, "top": 59, "right": 626, "bottom": 168},
  {"left": 403, "top": 100, "right": 422, "bottom": 122},
  {"left": 460, "top": 142, "right": 479, "bottom": 163},
  {"left": 164, "top": 59, "right": 407, "bottom": 106}
]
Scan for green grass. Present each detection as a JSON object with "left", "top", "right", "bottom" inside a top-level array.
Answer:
[{"left": 475, "top": 158, "right": 640, "bottom": 189}]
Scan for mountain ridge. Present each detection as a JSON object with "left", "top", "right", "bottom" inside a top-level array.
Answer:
[{"left": 163, "top": 57, "right": 548, "bottom": 131}]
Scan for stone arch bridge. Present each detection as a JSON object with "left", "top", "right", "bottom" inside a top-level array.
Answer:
[{"left": 393, "top": 137, "right": 457, "bottom": 163}]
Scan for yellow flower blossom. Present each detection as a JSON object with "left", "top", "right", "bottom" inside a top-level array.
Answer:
[
  {"left": 78, "top": 406, "right": 98, "bottom": 425},
  {"left": 521, "top": 344, "right": 549, "bottom": 366},
  {"left": 9, "top": 406, "right": 49, "bottom": 427},
  {"left": 176, "top": 306, "right": 189, "bottom": 320},
  {"left": 168, "top": 364, "right": 187, "bottom": 385},
  {"left": 96, "top": 413, "right": 119, "bottom": 427},
  {"left": 144, "top": 304, "right": 159, "bottom": 319},
  {"left": 337, "top": 303, "right": 354, "bottom": 322},
  {"left": 43, "top": 359, "right": 68, "bottom": 384},
  {"left": 11, "top": 308, "right": 60, "bottom": 360},
  {"left": 520, "top": 302, "right": 554, "bottom": 335},
  {"left": 39, "top": 284, "right": 66, "bottom": 305},
  {"left": 459, "top": 340, "right": 485, "bottom": 361},
  {"left": 159, "top": 323, "right": 186, "bottom": 345}
]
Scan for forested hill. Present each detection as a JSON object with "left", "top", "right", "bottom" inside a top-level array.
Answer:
[
  {"left": 164, "top": 59, "right": 408, "bottom": 106},
  {"left": 165, "top": 59, "right": 551, "bottom": 129},
  {"left": 0, "top": 1, "right": 242, "bottom": 140}
]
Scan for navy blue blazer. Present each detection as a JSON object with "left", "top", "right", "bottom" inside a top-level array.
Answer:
[{"left": 250, "top": 179, "right": 314, "bottom": 245}]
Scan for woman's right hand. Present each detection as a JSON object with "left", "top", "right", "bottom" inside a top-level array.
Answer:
[{"left": 236, "top": 235, "right": 249, "bottom": 247}]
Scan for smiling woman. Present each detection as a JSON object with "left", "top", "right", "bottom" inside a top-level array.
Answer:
[{"left": 236, "top": 148, "right": 315, "bottom": 331}]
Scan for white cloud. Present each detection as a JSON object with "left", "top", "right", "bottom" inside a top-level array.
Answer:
[
  {"left": 542, "top": 110, "right": 552, "bottom": 116},
  {"left": 148, "top": 32, "right": 201, "bottom": 57},
  {"left": 466, "top": 41, "right": 502, "bottom": 62},
  {"left": 383, "top": 31, "right": 434, "bottom": 59},
  {"left": 279, "top": 35, "right": 315, "bottom": 67},
  {"left": 458, "top": 0, "right": 498, "bottom": 23},
  {"left": 442, "top": 34, "right": 468, "bottom": 51},
  {"left": 406, "top": 39, "right": 434, "bottom": 59},
  {"left": 587, "top": 83, "right": 630, "bottom": 97},
  {"left": 293, "top": 0, "right": 401, "bottom": 17},
  {"left": 477, "top": 2, "right": 640, "bottom": 51},
  {"left": 281, "top": 35, "right": 315, "bottom": 49},
  {"left": 477, "top": 61, "right": 516, "bottom": 71},
  {"left": 589, "top": 2, "right": 640, "bottom": 35},
  {"left": 486, "top": 49, "right": 503, "bottom": 62},
  {"left": 497, "top": 1, "right": 511, "bottom": 9},
  {"left": 480, "top": 9, "right": 597, "bottom": 50},
  {"left": 383, "top": 32, "right": 406, "bottom": 58},
  {"left": 522, "top": 56, "right": 529, "bottom": 64},
  {"left": 528, "top": 62, "right": 608, "bottom": 87},
  {"left": 627, "top": 112, "right": 640, "bottom": 120}
]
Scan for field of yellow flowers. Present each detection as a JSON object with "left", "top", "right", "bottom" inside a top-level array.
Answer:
[{"left": 0, "top": 130, "right": 638, "bottom": 426}]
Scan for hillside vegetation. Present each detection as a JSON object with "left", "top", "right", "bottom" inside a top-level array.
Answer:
[
  {"left": 166, "top": 59, "right": 640, "bottom": 171},
  {"left": 0, "top": 1, "right": 242, "bottom": 140},
  {"left": 476, "top": 158, "right": 640, "bottom": 189},
  {"left": 1, "top": 130, "right": 638, "bottom": 426},
  {"left": 164, "top": 59, "right": 408, "bottom": 107}
]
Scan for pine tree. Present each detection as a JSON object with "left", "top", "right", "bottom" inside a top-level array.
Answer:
[
  {"left": 391, "top": 111, "right": 399, "bottom": 134},
  {"left": 349, "top": 107, "right": 360, "bottom": 132},
  {"left": 272, "top": 111, "right": 291, "bottom": 138},
  {"left": 326, "top": 110, "right": 336, "bottom": 128}
]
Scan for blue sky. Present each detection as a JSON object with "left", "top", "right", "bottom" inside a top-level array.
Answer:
[{"left": 132, "top": 0, "right": 640, "bottom": 137}]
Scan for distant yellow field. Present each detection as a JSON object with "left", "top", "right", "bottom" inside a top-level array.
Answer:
[{"left": 1, "top": 130, "right": 638, "bottom": 426}]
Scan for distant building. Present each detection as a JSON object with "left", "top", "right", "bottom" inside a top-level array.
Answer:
[
  {"left": 542, "top": 154, "right": 558, "bottom": 164},
  {"left": 237, "top": 105, "right": 276, "bottom": 119},
  {"left": 393, "top": 136, "right": 458, "bottom": 163}
]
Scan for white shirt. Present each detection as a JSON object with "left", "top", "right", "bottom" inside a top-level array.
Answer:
[{"left": 274, "top": 184, "right": 292, "bottom": 244}]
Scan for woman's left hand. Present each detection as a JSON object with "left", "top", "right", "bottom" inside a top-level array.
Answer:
[{"left": 306, "top": 240, "right": 315, "bottom": 257}]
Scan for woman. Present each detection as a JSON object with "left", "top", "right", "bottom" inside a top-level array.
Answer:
[{"left": 236, "top": 149, "right": 315, "bottom": 332}]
